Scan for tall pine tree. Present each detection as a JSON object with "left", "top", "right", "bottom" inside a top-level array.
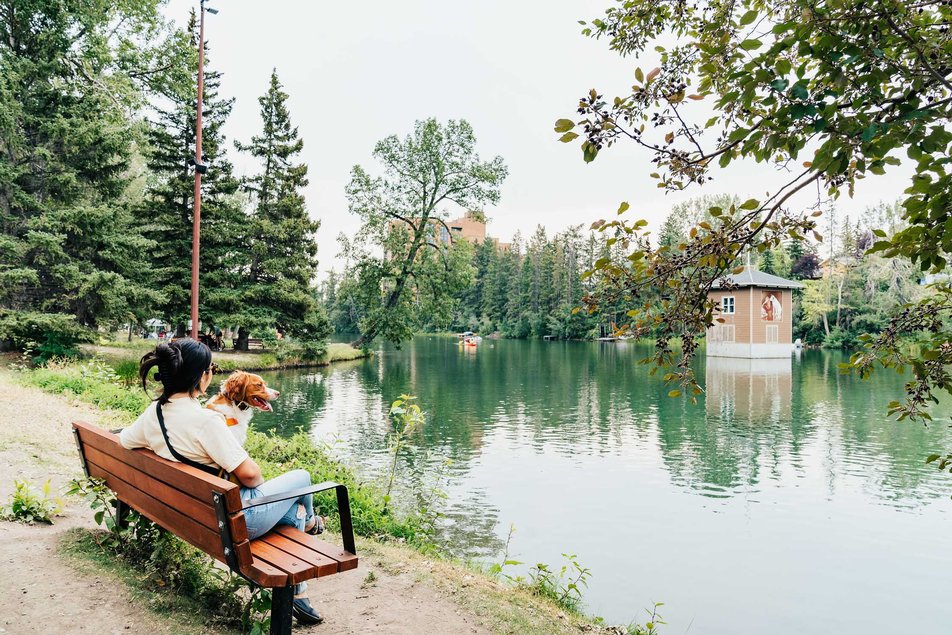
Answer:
[
  {"left": 235, "top": 69, "right": 327, "bottom": 348},
  {"left": 142, "top": 11, "right": 246, "bottom": 335},
  {"left": 0, "top": 1, "right": 165, "bottom": 329}
]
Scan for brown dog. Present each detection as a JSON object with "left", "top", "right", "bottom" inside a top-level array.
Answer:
[{"left": 206, "top": 371, "right": 279, "bottom": 445}]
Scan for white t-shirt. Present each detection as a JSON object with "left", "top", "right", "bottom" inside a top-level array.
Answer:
[{"left": 119, "top": 397, "right": 249, "bottom": 473}]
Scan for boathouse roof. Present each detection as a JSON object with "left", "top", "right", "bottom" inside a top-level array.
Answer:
[{"left": 712, "top": 266, "right": 804, "bottom": 290}]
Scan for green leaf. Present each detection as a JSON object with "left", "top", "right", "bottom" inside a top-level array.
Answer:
[
  {"left": 791, "top": 84, "right": 809, "bottom": 101},
  {"left": 790, "top": 103, "right": 809, "bottom": 120},
  {"left": 926, "top": 454, "right": 941, "bottom": 463},
  {"left": 739, "top": 198, "right": 759, "bottom": 210},
  {"left": 635, "top": 67, "right": 644, "bottom": 83},
  {"left": 617, "top": 201, "right": 630, "bottom": 215},
  {"left": 554, "top": 119, "right": 575, "bottom": 133},
  {"left": 739, "top": 10, "right": 758, "bottom": 25},
  {"left": 559, "top": 131, "right": 579, "bottom": 143},
  {"left": 727, "top": 128, "right": 750, "bottom": 143},
  {"left": 739, "top": 39, "right": 763, "bottom": 51},
  {"left": 770, "top": 79, "right": 789, "bottom": 92},
  {"left": 668, "top": 389, "right": 681, "bottom": 397},
  {"left": 582, "top": 142, "right": 599, "bottom": 163}
]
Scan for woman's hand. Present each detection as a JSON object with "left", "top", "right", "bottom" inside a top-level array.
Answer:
[{"left": 233, "top": 457, "right": 264, "bottom": 489}]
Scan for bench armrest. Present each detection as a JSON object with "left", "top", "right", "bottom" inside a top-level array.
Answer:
[{"left": 241, "top": 481, "right": 356, "bottom": 554}]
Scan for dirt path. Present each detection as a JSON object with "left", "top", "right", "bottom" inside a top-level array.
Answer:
[
  {"left": 0, "top": 517, "right": 182, "bottom": 635},
  {"left": 0, "top": 371, "right": 491, "bottom": 634}
]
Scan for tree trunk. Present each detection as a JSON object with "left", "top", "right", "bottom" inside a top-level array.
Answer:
[
  {"left": 352, "top": 213, "right": 432, "bottom": 348},
  {"left": 835, "top": 276, "right": 846, "bottom": 329},
  {"left": 236, "top": 326, "right": 249, "bottom": 351},
  {"left": 127, "top": 322, "right": 133, "bottom": 342}
]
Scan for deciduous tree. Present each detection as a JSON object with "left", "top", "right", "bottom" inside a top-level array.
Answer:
[{"left": 342, "top": 119, "right": 507, "bottom": 347}]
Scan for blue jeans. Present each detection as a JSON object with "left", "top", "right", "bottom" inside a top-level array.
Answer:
[{"left": 241, "top": 469, "right": 315, "bottom": 594}]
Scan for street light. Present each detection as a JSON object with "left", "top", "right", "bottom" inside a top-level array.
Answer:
[{"left": 190, "top": 0, "right": 217, "bottom": 339}]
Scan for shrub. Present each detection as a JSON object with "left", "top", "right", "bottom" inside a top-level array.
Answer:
[
  {"left": 1, "top": 479, "right": 64, "bottom": 524},
  {"left": 0, "top": 310, "right": 92, "bottom": 363},
  {"left": 823, "top": 327, "right": 861, "bottom": 350},
  {"left": 245, "top": 430, "right": 424, "bottom": 545}
]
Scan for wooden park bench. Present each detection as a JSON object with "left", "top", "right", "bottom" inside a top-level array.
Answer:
[
  {"left": 71, "top": 421, "right": 358, "bottom": 634},
  {"left": 232, "top": 337, "right": 264, "bottom": 351}
]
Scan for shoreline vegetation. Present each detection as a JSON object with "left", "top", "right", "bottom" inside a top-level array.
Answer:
[
  {"left": 83, "top": 340, "right": 370, "bottom": 374},
  {"left": 6, "top": 353, "right": 650, "bottom": 634}
]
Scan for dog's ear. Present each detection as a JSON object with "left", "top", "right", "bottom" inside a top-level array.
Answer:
[{"left": 223, "top": 371, "right": 250, "bottom": 402}]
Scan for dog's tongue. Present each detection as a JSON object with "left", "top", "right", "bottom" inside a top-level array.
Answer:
[{"left": 252, "top": 396, "right": 273, "bottom": 412}]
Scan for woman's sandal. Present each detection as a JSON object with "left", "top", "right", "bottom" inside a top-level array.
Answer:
[{"left": 304, "top": 515, "right": 326, "bottom": 535}]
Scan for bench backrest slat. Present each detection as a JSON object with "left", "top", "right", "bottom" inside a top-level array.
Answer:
[
  {"left": 73, "top": 421, "right": 252, "bottom": 569},
  {"left": 82, "top": 443, "right": 247, "bottom": 542}
]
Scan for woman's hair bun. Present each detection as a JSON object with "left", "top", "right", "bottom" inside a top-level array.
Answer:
[
  {"left": 139, "top": 338, "right": 212, "bottom": 405},
  {"left": 156, "top": 342, "right": 182, "bottom": 368}
]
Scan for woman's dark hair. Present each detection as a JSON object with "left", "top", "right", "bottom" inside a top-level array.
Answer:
[{"left": 139, "top": 338, "right": 213, "bottom": 404}]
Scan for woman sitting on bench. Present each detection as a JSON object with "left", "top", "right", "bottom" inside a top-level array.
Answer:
[{"left": 118, "top": 338, "right": 324, "bottom": 625}]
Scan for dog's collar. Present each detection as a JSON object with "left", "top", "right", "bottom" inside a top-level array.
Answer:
[{"left": 207, "top": 398, "right": 251, "bottom": 412}]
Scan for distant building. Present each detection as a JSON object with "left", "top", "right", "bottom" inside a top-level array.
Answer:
[
  {"left": 443, "top": 212, "right": 487, "bottom": 244},
  {"left": 390, "top": 211, "right": 508, "bottom": 249},
  {"left": 706, "top": 267, "right": 803, "bottom": 358}
]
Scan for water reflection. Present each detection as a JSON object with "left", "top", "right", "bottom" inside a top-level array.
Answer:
[
  {"left": 247, "top": 337, "right": 952, "bottom": 630},
  {"left": 251, "top": 339, "right": 952, "bottom": 539},
  {"left": 705, "top": 356, "right": 792, "bottom": 423}
]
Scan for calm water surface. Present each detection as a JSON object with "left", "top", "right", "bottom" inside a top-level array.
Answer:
[{"left": 250, "top": 336, "right": 952, "bottom": 634}]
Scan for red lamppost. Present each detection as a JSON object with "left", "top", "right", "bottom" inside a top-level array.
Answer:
[{"left": 190, "top": 0, "right": 217, "bottom": 339}]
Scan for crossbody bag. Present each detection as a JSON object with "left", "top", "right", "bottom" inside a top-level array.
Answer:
[{"left": 155, "top": 401, "right": 242, "bottom": 486}]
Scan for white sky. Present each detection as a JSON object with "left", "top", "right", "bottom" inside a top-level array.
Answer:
[{"left": 162, "top": 0, "right": 912, "bottom": 276}]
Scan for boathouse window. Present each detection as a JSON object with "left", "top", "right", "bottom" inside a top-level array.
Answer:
[
  {"left": 766, "top": 324, "right": 779, "bottom": 343},
  {"left": 713, "top": 324, "right": 735, "bottom": 342},
  {"left": 722, "top": 296, "right": 735, "bottom": 314}
]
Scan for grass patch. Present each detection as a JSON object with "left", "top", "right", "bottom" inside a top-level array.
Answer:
[
  {"left": 23, "top": 359, "right": 150, "bottom": 417},
  {"left": 324, "top": 341, "right": 368, "bottom": 363}
]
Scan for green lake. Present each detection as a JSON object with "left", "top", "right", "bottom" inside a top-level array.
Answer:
[{"left": 250, "top": 335, "right": 952, "bottom": 634}]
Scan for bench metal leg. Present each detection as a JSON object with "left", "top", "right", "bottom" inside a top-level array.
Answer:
[
  {"left": 269, "top": 586, "right": 294, "bottom": 635},
  {"left": 116, "top": 501, "right": 130, "bottom": 530}
]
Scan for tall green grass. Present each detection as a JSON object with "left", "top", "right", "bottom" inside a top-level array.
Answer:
[
  {"left": 26, "top": 360, "right": 151, "bottom": 416},
  {"left": 246, "top": 432, "right": 423, "bottom": 544}
]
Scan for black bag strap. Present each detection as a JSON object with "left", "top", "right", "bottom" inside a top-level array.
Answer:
[{"left": 155, "top": 401, "right": 222, "bottom": 477}]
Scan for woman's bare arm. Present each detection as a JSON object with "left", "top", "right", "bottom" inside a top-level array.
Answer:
[{"left": 232, "top": 457, "right": 264, "bottom": 488}]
